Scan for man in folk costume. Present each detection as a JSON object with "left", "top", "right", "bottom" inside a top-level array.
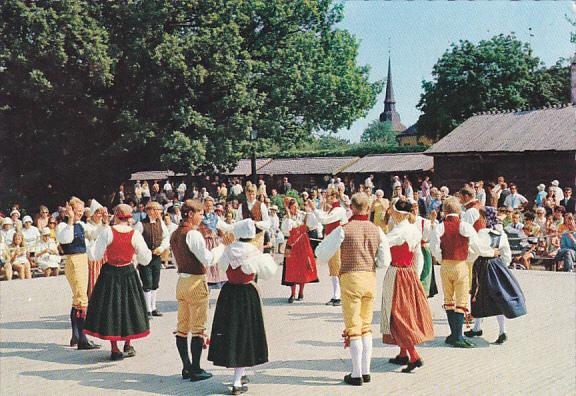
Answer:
[
  {"left": 380, "top": 199, "right": 434, "bottom": 373},
  {"left": 84, "top": 204, "right": 152, "bottom": 360},
  {"left": 465, "top": 209, "right": 526, "bottom": 344},
  {"left": 316, "top": 193, "right": 390, "bottom": 386},
  {"left": 459, "top": 187, "right": 487, "bottom": 289},
  {"left": 235, "top": 184, "right": 271, "bottom": 251},
  {"left": 85, "top": 199, "right": 108, "bottom": 298},
  {"left": 171, "top": 200, "right": 224, "bottom": 382},
  {"left": 208, "top": 219, "right": 278, "bottom": 395},
  {"left": 134, "top": 201, "right": 170, "bottom": 318},
  {"left": 198, "top": 196, "right": 228, "bottom": 289},
  {"left": 310, "top": 191, "right": 349, "bottom": 306},
  {"left": 281, "top": 198, "right": 319, "bottom": 303},
  {"left": 56, "top": 196, "right": 100, "bottom": 350},
  {"left": 430, "top": 197, "right": 483, "bottom": 348}
]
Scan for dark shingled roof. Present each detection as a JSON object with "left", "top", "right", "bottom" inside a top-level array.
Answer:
[
  {"left": 341, "top": 153, "right": 433, "bottom": 173},
  {"left": 224, "top": 158, "right": 272, "bottom": 176},
  {"left": 426, "top": 105, "right": 576, "bottom": 155},
  {"left": 130, "top": 170, "right": 185, "bottom": 180},
  {"left": 258, "top": 156, "right": 360, "bottom": 175}
]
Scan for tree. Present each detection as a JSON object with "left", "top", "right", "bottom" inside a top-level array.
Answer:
[
  {"left": 360, "top": 120, "right": 399, "bottom": 145},
  {"left": 0, "top": 0, "right": 382, "bottom": 207},
  {"left": 416, "top": 34, "right": 570, "bottom": 139}
]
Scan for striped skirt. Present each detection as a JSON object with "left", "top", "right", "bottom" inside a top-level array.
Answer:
[{"left": 87, "top": 257, "right": 106, "bottom": 299}]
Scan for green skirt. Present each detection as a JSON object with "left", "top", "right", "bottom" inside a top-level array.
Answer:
[
  {"left": 85, "top": 264, "right": 150, "bottom": 341},
  {"left": 419, "top": 246, "right": 433, "bottom": 296}
]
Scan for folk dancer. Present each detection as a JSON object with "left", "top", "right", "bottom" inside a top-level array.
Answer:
[
  {"left": 235, "top": 184, "right": 271, "bottom": 251},
  {"left": 85, "top": 199, "right": 108, "bottom": 298},
  {"left": 316, "top": 193, "right": 390, "bottom": 386},
  {"left": 84, "top": 204, "right": 152, "bottom": 360},
  {"left": 380, "top": 199, "right": 434, "bottom": 373},
  {"left": 171, "top": 200, "right": 224, "bottom": 382},
  {"left": 465, "top": 208, "right": 526, "bottom": 344},
  {"left": 134, "top": 201, "right": 170, "bottom": 318},
  {"left": 459, "top": 187, "right": 487, "bottom": 289},
  {"left": 281, "top": 198, "right": 318, "bottom": 303},
  {"left": 208, "top": 219, "right": 278, "bottom": 395},
  {"left": 198, "top": 196, "right": 228, "bottom": 289},
  {"left": 310, "top": 192, "right": 349, "bottom": 306},
  {"left": 429, "top": 197, "right": 482, "bottom": 348},
  {"left": 56, "top": 197, "right": 99, "bottom": 350}
]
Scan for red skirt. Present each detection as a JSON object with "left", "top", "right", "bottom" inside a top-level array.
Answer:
[
  {"left": 87, "top": 257, "right": 106, "bottom": 299},
  {"left": 282, "top": 225, "right": 318, "bottom": 285}
]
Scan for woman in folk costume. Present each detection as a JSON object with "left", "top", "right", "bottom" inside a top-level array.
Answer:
[
  {"left": 310, "top": 190, "right": 349, "bottom": 306},
  {"left": 85, "top": 199, "right": 108, "bottom": 298},
  {"left": 208, "top": 219, "right": 277, "bottom": 395},
  {"left": 85, "top": 204, "right": 152, "bottom": 361},
  {"left": 370, "top": 190, "right": 388, "bottom": 232},
  {"left": 281, "top": 198, "right": 318, "bottom": 303},
  {"left": 198, "top": 197, "right": 228, "bottom": 289},
  {"left": 381, "top": 199, "right": 434, "bottom": 373},
  {"left": 412, "top": 201, "right": 439, "bottom": 298},
  {"left": 465, "top": 208, "right": 526, "bottom": 345}
]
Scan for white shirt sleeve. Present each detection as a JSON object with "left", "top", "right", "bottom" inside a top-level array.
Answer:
[
  {"left": 133, "top": 222, "right": 143, "bottom": 234},
  {"left": 132, "top": 230, "right": 152, "bottom": 265},
  {"left": 216, "top": 218, "right": 234, "bottom": 233},
  {"left": 460, "top": 222, "right": 481, "bottom": 256},
  {"left": 414, "top": 241, "right": 424, "bottom": 278},
  {"left": 499, "top": 233, "right": 512, "bottom": 266},
  {"left": 88, "top": 227, "right": 113, "bottom": 261},
  {"left": 315, "top": 226, "right": 345, "bottom": 262},
  {"left": 461, "top": 207, "right": 480, "bottom": 226},
  {"left": 255, "top": 203, "right": 271, "bottom": 231},
  {"left": 429, "top": 223, "right": 445, "bottom": 263},
  {"left": 186, "top": 230, "right": 214, "bottom": 267},
  {"left": 157, "top": 221, "right": 171, "bottom": 254},
  {"left": 56, "top": 222, "right": 75, "bottom": 244},
  {"left": 314, "top": 207, "right": 348, "bottom": 225},
  {"left": 375, "top": 228, "right": 391, "bottom": 271}
]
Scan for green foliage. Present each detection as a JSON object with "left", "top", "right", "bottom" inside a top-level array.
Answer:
[
  {"left": 0, "top": 0, "right": 381, "bottom": 207},
  {"left": 416, "top": 34, "right": 571, "bottom": 139},
  {"left": 360, "top": 120, "right": 399, "bottom": 145},
  {"left": 263, "top": 141, "right": 426, "bottom": 159}
]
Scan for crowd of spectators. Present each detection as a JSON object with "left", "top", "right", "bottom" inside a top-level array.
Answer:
[{"left": 1, "top": 174, "right": 574, "bottom": 281}]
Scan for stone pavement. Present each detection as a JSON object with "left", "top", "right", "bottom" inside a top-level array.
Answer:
[{"left": 1, "top": 265, "right": 575, "bottom": 396}]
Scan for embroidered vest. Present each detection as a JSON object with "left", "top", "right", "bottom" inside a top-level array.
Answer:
[{"left": 440, "top": 216, "right": 469, "bottom": 260}]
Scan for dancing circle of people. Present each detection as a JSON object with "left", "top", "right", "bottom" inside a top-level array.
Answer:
[{"left": 57, "top": 185, "right": 527, "bottom": 395}]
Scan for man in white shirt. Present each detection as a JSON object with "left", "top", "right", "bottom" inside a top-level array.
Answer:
[
  {"left": 177, "top": 181, "right": 187, "bottom": 201},
  {"left": 503, "top": 184, "right": 528, "bottom": 210},
  {"left": 230, "top": 180, "right": 243, "bottom": 198},
  {"left": 235, "top": 184, "right": 271, "bottom": 250}
]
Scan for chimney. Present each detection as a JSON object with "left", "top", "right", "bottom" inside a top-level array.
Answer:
[{"left": 572, "top": 53, "right": 576, "bottom": 105}]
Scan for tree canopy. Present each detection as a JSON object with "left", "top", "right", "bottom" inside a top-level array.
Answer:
[
  {"left": 416, "top": 34, "right": 571, "bottom": 139},
  {"left": 0, "top": 0, "right": 382, "bottom": 206},
  {"left": 360, "top": 120, "right": 399, "bottom": 145}
]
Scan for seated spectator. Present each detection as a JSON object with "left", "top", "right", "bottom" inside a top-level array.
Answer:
[
  {"left": 8, "top": 232, "right": 31, "bottom": 280},
  {"left": 505, "top": 212, "right": 524, "bottom": 236},
  {"left": 1, "top": 218, "right": 15, "bottom": 245},
  {"left": 10, "top": 209, "right": 22, "bottom": 231},
  {"left": 21, "top": 216, "right": 40, "bottom": 252},
  {"left": 522, "top": 212, "right": 540, "bottom": 237},
  {"left": 503, "top": 184, "right": 528, "bottom": 210},
  {"left": 552, "top": 206, "right": 565, "bottom": 229},
  {"left": 35, "top": 205, "right": 51, "bottom": 229},
  {"left": 0, "top": 237, "right": 12, "bottom": 280},
  {"left": 35, "top": 228, "right": 61, "bottom": 277},
  {"left": 558, "top": 213, "right": 575, "bottom": 237},
  {"left": 544, "top": 195, "right": 557, "bottom": 216},
  {"left": 47, "top": 218, "right": 58, "bottom": 241},
  {"left": 554, "top": 215, "right": 575, "bottom": 272},
  {"left": 501, "top": 208, "right": 515, "bottom": 228},
  {"left": 534, "top": 207, "right": 547, "bottom": 232}
]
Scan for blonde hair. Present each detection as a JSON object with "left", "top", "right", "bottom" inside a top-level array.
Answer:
[
  {"left": 443, "top": 197, "right": 462, "bottom": 215},
  {"left": 246, "top": 184, "right": 257, "bottom": 193},
  {"left": 350, "top": 193, "right": 370, "bottom": 212},
  {"left": 69, "top": 196, "right": 84, "bottom": 208}
]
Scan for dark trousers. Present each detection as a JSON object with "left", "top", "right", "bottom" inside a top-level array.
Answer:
[{"left": 138, "top": 255, "right": 162, "bottom": 291}]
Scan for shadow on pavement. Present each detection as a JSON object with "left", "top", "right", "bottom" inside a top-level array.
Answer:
[
  {"left": 0, "top": 315, "right": 70, "bottom": 330},
  {"left": 417, "top": 336, "right": 491, "bottom": 349},
  {"left": 0, "top": 341, "right": 107, "bottom": 366}
]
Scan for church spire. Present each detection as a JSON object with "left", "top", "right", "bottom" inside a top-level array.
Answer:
[{"left": 379, "top": 56, "right": 405, "bottom": 132}]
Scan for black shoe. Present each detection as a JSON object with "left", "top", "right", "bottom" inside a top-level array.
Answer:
[
  {"left": 230, "top": 385, "right": 248, "bottom": 395},
  {"left": 362, "top": 374, "right": 371, "bottom": 383},
  {"left": 389, "top": 355, "right": 409, "bottom": 365},
  {"left": 78, "top": 341, "right": 101, "bottom": 350},
  {"left": 332, "top": 299, "right": 341, "bottom": 306},
  {"left": 182, "top": 367, "right": 192, "bottom": 380},
  {"left": 344, "top": 373, "right": 362, "bottom": 386},
  {"left": 123, "top": 346, "right": 136, "bottom": 357},
  {"left": 110, "top": 351, "right": 124, "bottom": 361},
  {"left": 445, "top": 335, "right": 455, "bottom": 345},
  {"left": 241, "top": 375, "right": 249, "bottom": 384},
  {"left": 151, "top": 310, "right": 163, "bottom": 317},
  {"left": 325, "top": 299, "right": 336, "bottom": 306},
  {"left": 464, "top": 329, "right": 483, "bottom": 338},
  {"left": 494, "top": 333, "right": 507, "bottom": 345},
  {"left": 288, "top": 296, "right": 295, "bottom": 304},
  {"left": 190, "top": 369, "right": 213, "bottom": 382},
  {"left": 451, "top": 338, "right": 475, "bottom": 348},
  {"left": 69, "top": 336, "right": 78, "bottom": 347},
  {"left": 401, "top": 359, "right": 423, "bottom": 373},
  {"left": 147, "top": 312, "right": 153, "bottom": 319},
  {"left": 297, "top": 295, "right": 304, "bottom": 301}
]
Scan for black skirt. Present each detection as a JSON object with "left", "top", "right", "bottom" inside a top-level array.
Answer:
[
  {"left": 208, "top": 283, "right": 268, "bottom": 368},
  {"left": 84, "top": 264, "right": 150, "bottom": 341}
]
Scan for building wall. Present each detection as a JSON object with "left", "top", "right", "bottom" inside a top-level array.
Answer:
[{"left": 432, "top": 152, "right": 576, "bottom": 197}]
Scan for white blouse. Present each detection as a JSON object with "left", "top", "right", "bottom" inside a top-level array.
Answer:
[
  {"left": 89, "top": 225, "right": 152, "bottom": 265},
  {"left": 217, "top": 241, "right": 277, "bottom": 280}
]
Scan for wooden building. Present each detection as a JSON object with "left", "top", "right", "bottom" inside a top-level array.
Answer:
[{"left": 425, "top": 105, "right": 576, "bottom": 194}]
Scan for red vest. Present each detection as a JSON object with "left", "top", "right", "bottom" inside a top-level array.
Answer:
[
  {"left": 440, "top": 216, "right": 469, "bottom": 260},
  {"left": 226, "top": 266, "right": 255, "bottom": 284},
  {"left": 390, "top": 242, "right": 414, "bottom": 267},
  {"left": 464, "top": 200, "right": 486, "bottom": 231},
  {"left": 106, "top": 229, "right": 135, "bottom": 266}
]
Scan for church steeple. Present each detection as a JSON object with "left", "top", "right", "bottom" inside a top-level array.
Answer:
[{"left": 379, "top": 56, "right": 405, "bottom": 132}]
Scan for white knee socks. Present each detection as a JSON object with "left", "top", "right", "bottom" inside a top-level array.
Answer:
[
  {"left": 361, "top": 335, "right": 372, "bottom": 376},
  {"left": 144, "top": 291, "right": 152, "bottom": 313},
  {"left": 473, "top": 317, "right": 483, "bottom": 332},
  {"left": 233, "top": 367, "right": 246, "bottom": 387},
  {"left": 350, "top": 339, "right": 363, "bottom": 378},
  {"left": 331, "top": 276, "right": 341, "bottom": 300},
  {"left": 496, "top": 315, "right": 506, "bottom": 335},
  {"left": 151, "top": 290, "right": 157, "bottom": 312}
]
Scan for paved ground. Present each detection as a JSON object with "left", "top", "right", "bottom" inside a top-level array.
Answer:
[{"left": 1, "top": 264, "right": 575, "bottom": 396}]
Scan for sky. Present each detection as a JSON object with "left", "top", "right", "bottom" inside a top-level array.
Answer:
[{"left": 335, "top": 1, "right": 576, "bottom": 142}]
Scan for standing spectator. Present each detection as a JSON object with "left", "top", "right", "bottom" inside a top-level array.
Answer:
[
  {"left": 9, "top": 232, "right": 32, "bottom": 280},
  {"left": 364, "top": 175, "right": 375, "bottom": 192},
  {"left": 535, "top": 184, "right": 547, "bottom": 208},
  {"left": 421, "top": 176, "right": 431, "bottom": 199},
  {"left": 230, "top": 179, "right": 243, "bottom": 199},
  {"left": 427, "top": 189, "right": 442, "bottom": 216},
  {"left": 151, "top": 183, "right": 169, "bottom": 205},
  {"left": 257, "top": 178, "right": 267, "bottom": 197},
  {"left": 549, "top": 180, "right": 564, "bottom": 205},
  {"left": 503, "top": 184, "right": 528, "bottom": 210},
  {"left": 560, "top": 187, "right": 575, "bottom": 214},
  {"left": 162, "top": 213, "right": 178, "bottom": 268},
  {"left": 164, "top": 179, "right": 173, "bottom": 194},
  {"left": 475, "top": 181, "right": 486, "bottom": 206},
  {"left": 141, "top": 181, "right": 151, "bottom": 203},
  {"left": 35, "top": 205, "right": 51, "bottom": 229},
  {"left": 35, "top": 228, "right": 61, "bottom": 277},
  {"left": 370, "top": 190, "right": 388, "bottom": 232},
  {"left": 132, "top": 202, "right": 147, "bottom": 223},
  {"left": 403, "top": 178, "right": 413, "bottom": 199},
  {"left": 218, "top": 182, "right": 228, "bottom": 202},
  {"left": 177, "top": 180, "right": 187, "bottom": 201},
  {"left": 552, "top": 207, "right": 565, "bottom": 229},
  {"left": 555, "top": 215, "right": 575, "bottom": 272},
  {"left": 278, "top": 177, "right": 292, "bottom": 194},
  {"left": 497, "top": 182, "right": 511, "bottom": 208},
  {"left": 21, "top": 216, "right": 40, "bottom": 251},
  {"left": 134, "top": 180, "right": 142, "bottom": 204},
  {"left": 118, "top": 184, "right": 126, "bottom": 204}
]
